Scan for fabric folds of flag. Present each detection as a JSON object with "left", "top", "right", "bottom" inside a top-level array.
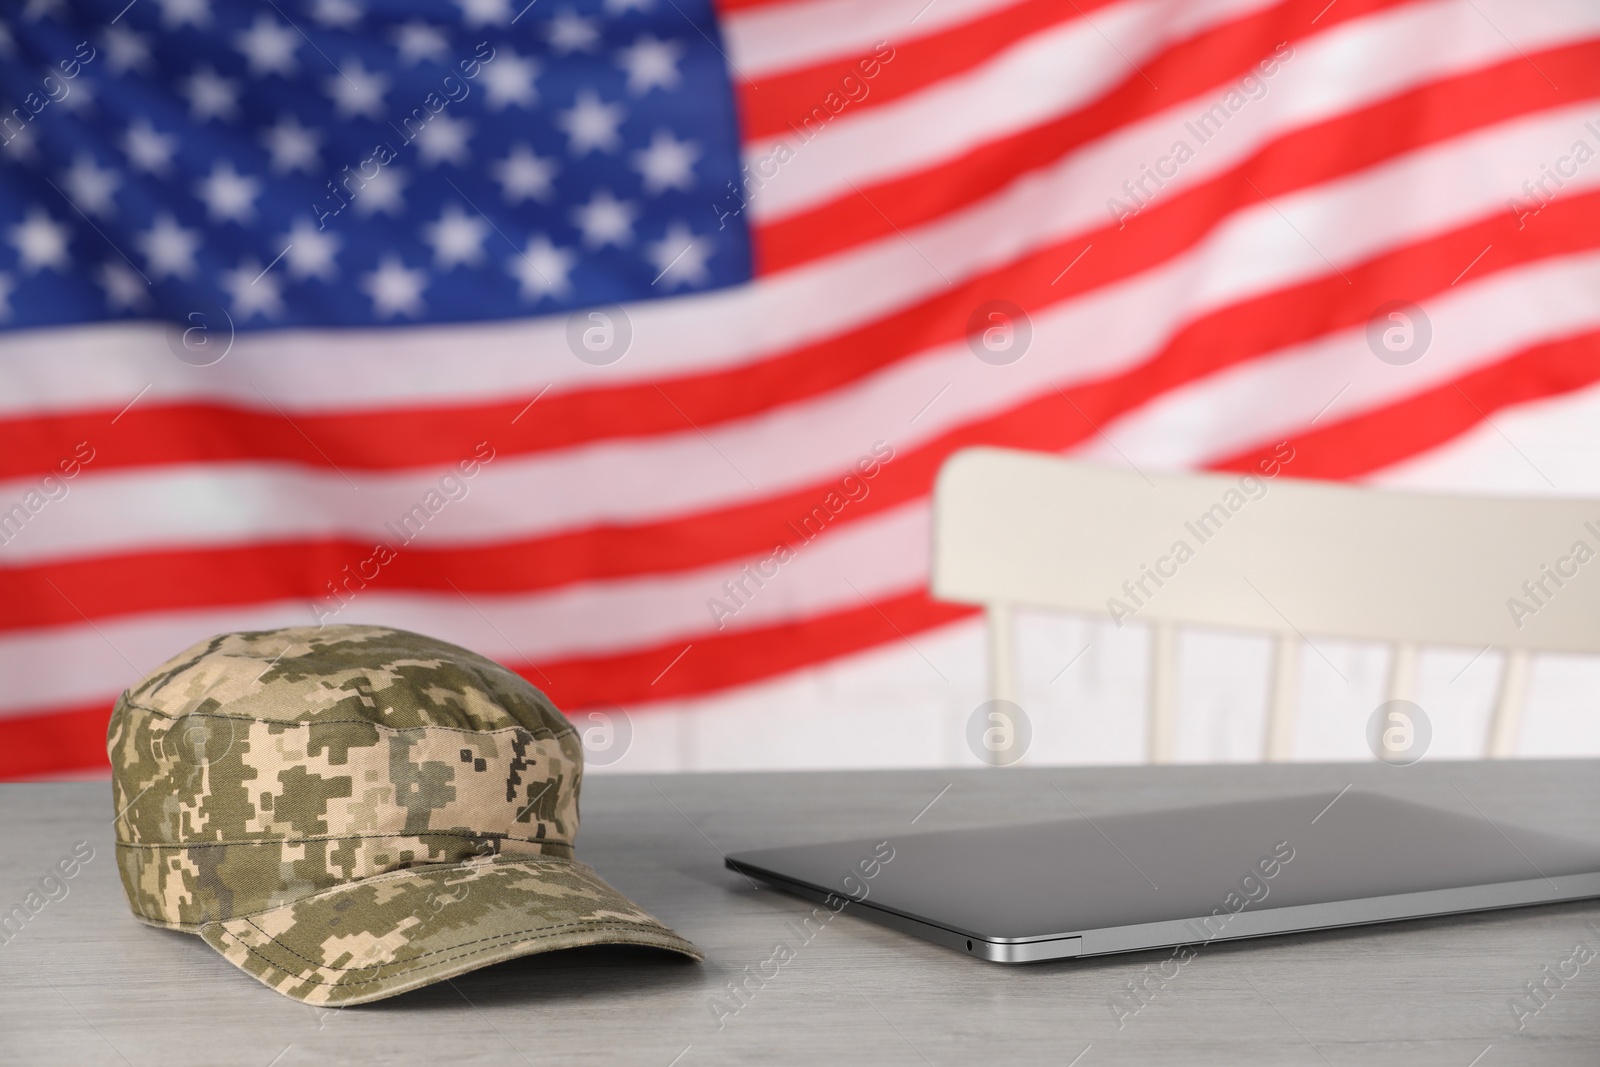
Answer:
[{"left": 2, "top": 0, "right": 1599, "bottom": 777}]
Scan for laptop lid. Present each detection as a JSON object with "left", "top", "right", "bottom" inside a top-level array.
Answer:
[{"left": 725, "top": 790, "right": 1600, "bottom": 962}]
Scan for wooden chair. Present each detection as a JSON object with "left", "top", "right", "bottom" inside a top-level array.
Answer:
[{"left": 931, "top": 446, "right": 1600, "bottom": 763}]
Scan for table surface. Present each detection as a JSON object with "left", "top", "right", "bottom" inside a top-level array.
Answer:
[{"left": 3, "top": 760, "right": 1599, "bottom": 1066}]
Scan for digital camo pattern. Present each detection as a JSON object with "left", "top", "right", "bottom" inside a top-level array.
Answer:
[
  {"left": 108, "top": 625, "right": 583, "bottom": 929},
  {"left": 107, "top": 625, "right": 698, "bottom": 1002},
  {"left": 201, "top": 856, "right": 701, "bottom": 1006}
]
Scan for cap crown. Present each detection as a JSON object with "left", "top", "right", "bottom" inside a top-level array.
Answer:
[{"left": 108, "top": 626, "right": 582, "bottom": 929}]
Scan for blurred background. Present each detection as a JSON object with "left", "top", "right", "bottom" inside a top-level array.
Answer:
[{"left": 3, "top": 0, "right": 1599, "bottom": 780}]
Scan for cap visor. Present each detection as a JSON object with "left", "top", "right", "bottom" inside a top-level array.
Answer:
[{"left": 197, "top": 856, "right": 701, "bottom": 1005}]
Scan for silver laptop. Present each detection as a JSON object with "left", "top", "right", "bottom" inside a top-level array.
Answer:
[{"left": 724, "top": 790, "right": 1600, "bottom": 962}]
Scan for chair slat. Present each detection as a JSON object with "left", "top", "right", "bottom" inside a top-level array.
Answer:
[
  {"left": 1487, "top": 649, "right": 1532, "bottom": 758},
  {"left": 1264, "top": 633, "right": 1299, "bottom": 762},
  {"left": 1149, "top": 622, "right": 1178, "bottom": 764}
]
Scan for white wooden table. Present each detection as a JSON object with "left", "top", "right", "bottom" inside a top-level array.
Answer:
[{"left": 3, "top": 760, "right": 1598, "bottom": 1065}]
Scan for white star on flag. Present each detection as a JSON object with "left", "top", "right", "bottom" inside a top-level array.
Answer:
[
  {"left": 22, "top": 0, "right": 66, "bottom": 22},
  {"left": 310, "top": 0, "right": 362, "bottom": 28},
  {"left": 394, "top": 22, "right": 449, "bottom": 66},
  {"left": 102, "top": 26, "right": 153, "bottom": 74},
  {"left": 647, "top": 223, "right": 712, "bottom": 289},
  {"left": 455, "top": 0, "right": 512, "bottom": 27},
  {"left": 492, "top": 146, "right": 558, "bottom": 203},
  {"left": 123, "top": 120, "right": 178, "bottom": 175},
  {"left": 414, "top": 113, "right": 474, "bottom": 168},
  {"left": 63, "top": 156, "right": 122, "bottom": 218},
  {"left": 559, "top": 91, "right": 626, "bottom": 156},
  {"left": 56, "top": 77, "right": 95, "bottom": 114},
  {"left": 548, "top": 10, "right": 600, "bottom": 53},
  {"left": 157, "top": 0, "right": 212, "bottom": 30},
  {"left": 182, "top": 65, "right": 241, "bottom": 123},
  {"left": 325, "top": 59, "right": 389, "bottom": 119},
  {"left": 233, "top": 15, "right": 299, "bottom": 77},
  {"left": 616, "top": 35, "right": 683, "bottom": 96},
  {"left": 508, "top": 235, "right": 575, "bottom": 301},
  {"left": 222, "top": 259, "right": 285, "bottom": 320},
  {"left": 423, "top": 205, "right": 490, "bottom": 270},
  {"left": 352, "top": 167, "right": 408, "bottom": 217},
  {"left": 1, "top": 123, "right": 38, "bottom": 163},
  {"left": 262, "top": 116, "right": 322, "bottom": 175},
  {"left": 480, "top": 51, "right": 539, "bottom": 110},
  {"left": 361, "top": 257, "right": 428, "bottom": 319},
  {"left": 9, "top": 209, "right": 72, "bottom": 272},
  {"left": 97, "top": 261, "right": 150, "bottom": 312},
  {"left": 138, "top": 214, "right": 201, "bottom": 280},
  {"left": 196, "top": 162, "right": 262, "bottom": 225},
  {"left": 573, "top": 189, "right": 638, "bottom": 248},
  {"left": 281, "top": 219, "right": 341, "bottom": 280},
  {"left": 632, "top": 131, "right": 698, "bottom": 195}
]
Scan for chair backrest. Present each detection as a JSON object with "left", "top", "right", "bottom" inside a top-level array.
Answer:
[{"left": 931, "top": 447, "right": 1600, "bottom": 763}]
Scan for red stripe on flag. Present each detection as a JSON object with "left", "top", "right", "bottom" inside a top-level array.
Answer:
[
  {"left": 535, "top": 587, "right": 973, "bottom": 706},
  {"left": 1215, "top": 327, "right": 1600, "bottom": 479},
  {"left": 714, "top": 0, "right": 805, "bottom": 14},
  {"left": 0, "top": 591, "right": 974, "bottom": 777},
  {"left": 737, "top": 0, "right": 1106, "bottom": 140},
  {"left": 0, "top": 702, "right": 112, "bottom": 780}
]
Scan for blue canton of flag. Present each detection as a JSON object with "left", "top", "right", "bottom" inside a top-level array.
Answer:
[{"left": 0, "top": 0, "right": 751, "bottom": 331}]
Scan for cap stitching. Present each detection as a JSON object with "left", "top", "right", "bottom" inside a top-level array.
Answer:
[
  {"left": 115, "top": 832, "right": 573, "bottom": 851},
  {"left": 117, "top": 697, "right": 579, "bottom": 741},
  {"left": 144, "top": 855, "right": 589, "bottom": 926}
]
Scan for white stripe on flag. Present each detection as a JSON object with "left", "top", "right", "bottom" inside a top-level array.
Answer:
[{"left": 0, "top": 501, "right": 933, "bottom": 717}]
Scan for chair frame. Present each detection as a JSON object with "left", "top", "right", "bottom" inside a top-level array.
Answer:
[{"left": 933, "top": 447, "right": 1600, "bottom": 763}]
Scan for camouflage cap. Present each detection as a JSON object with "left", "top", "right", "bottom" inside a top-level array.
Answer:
[{"left": 107, "top": 624, "right": 700, "bottom": 1005}]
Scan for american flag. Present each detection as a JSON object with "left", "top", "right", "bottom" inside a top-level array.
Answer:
[{"left": 3, "top": 0, "right": 1599, "bottom": 778}]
